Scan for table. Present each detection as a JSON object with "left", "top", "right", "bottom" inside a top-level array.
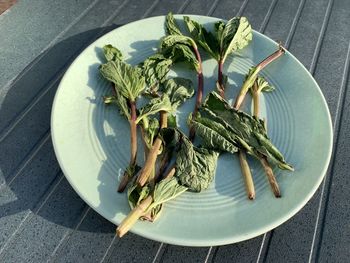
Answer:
[{"left": 0, "top": 0, "right": 349, "bottom": 262}]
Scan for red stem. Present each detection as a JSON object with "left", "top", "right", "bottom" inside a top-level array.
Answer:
[
  {"left": 257, "top": 45, "right": 285, "bottom": 71},
  {"left": 217, "top": 60, "right": 225, "bottom": 98},
  {"left": 117, "top": 100, "right": 137, "bottom": 193},
  {"left": 189, "top": 47, "right": 203, "bottom": 141}
]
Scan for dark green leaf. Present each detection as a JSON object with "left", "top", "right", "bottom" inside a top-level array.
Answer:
[
  {"left": 160, "top": 35, "right": 195, "bottom": 50},
  {"left": 161, "top": 77, "right": 194, "bottom": 109},
  {"left": 196, "top": 92, "right": 293, "bottom": 170},
  {"left": 159, "top": 127, "right": 182, "bottom": 151},
  {"left": 100, "top": 60, "right": 145, "bottom": 101},
  {"left": 127, "top": 182, "right": 151, "bottom": 209},
  {"left": 165, "top": 12, "right": 182, "bottom": 35},
  {"left": 141, "top": 53, "right": 173, "bottom": 91},
  {"left": 167, "top": 114, "right": 177, "bottom": 128},
  {"left": 160, "top": 128, "right": 220, "bottom": 192},
  {"left": 103, "top": 44, "right": 123, "bottom": 62},
  {"left": 142, "top": 117, "right": 159, "bottom": 149},
  {"left": 215, "top": 21, "right": 225, "bottom": 41},
  {"left": 183, "top": 16, "right": 220, "bottom": 60},
  {"left": 189, "top": 113, "right": 238, "bottom": 154},
  {"left": 162, "top": 43, "right": 200, "bottom": 72},
  {"left": 220, "top": 17, "right": 252, "bottom": 62},
  {"left": 174, "top": 129, "right": 219, "bottom": 192}
]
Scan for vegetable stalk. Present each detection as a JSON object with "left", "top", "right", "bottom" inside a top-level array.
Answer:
[
  {"left": 232, "top": 97, "right": 256, "bottom": 200},
  {"left": 117, "top": 195, "right": 153, "bottom": 237},
  {"left": 189, "top": 43, "right": 203, "bottom": 141},
  {"left": 217, "top": 59, "right": 225, "bottom": 98},
  {"left": 238, "top": 150, "right": 255, "bottom": 200},
  {"left": 233, "top": 45, "right": 285, "bottom": 109},
  {"left": 137, "top": 111, "right": 168, "bottom": 187},
  {"left": 117, "top": 100, "right": 138, "bottom": 192},
  {"left": 117, "top": 165, "right": 177, "bottom": 237},
  {"left": 233, "top": 45, "right": 286, "bottom": 198}
]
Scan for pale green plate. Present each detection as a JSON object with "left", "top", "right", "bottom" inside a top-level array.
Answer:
[{"left": 51, "top": 15, "right": 333, "bottom": 246}]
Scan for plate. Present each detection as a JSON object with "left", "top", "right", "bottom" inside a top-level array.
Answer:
[{"left": 51, "top": 15, "right": 333, "bottom": 246}]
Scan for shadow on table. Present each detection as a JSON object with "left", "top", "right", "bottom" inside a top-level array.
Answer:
[{"left": 0, "top": 24, "right": 125, "bottom": 233}]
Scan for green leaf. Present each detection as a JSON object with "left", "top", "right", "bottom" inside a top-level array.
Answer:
[
  {"left": 215, "top": 21, "right": 225, "bottom": 41},
  {"left": 220, "top": 17, "right": 252, "bottom": 62},
  {"left": 255, "top": 76, "right": 275, "bottom": 92},
  {"left": 165, "top": 12, "right": 182, "bottom": 35},
  {"left": 142, "top": 117, "right": 159, "bottom": 149},
  {"left": 196, "top": 92, "right": 293, "bottom": 170},
  {"left": 127, "top": 180, "right": 163, "bottom": 222},
  {"left": 159, "top": 126, "right": 182, "bottom": 151},
  {"left": 103, "top": 94, "right": 131, "bottom": 119},
  {"left": 136, "top": 94, "right": 173, "bottom": 123},
  {"left": 150, "top": 177, "right": 188, "bottom": 208},
  {"left": 141, "top": 53, "right": 173, "bottom": 91},
  {"left": 161, "top": 77, "right": 195, "bottom": 109},
  {"left": 103, "top": 44, "right": 123, "bottom": 62},
  {"left": 100, "top": 60, "right": 145, "bottom": 101},
  {"left": 163, "top": 43, "right": 200, "bottom": 72},
  {"left": 127, "top": 182, "right": 151, "bottom": 209},
  {"left": 167, "top": 114, "right": 178, "bottom": 128},
  {"left": 161, "top": 35, "right": 195, "bottom": 50},
  {"left": 183, "top": 16, "right": 220, "bottom": 60},
  {"left": 174, "top": 129, "right": 219, "bottom": 192},
  {"left": 160, "top": 128, "right": 220, "bottom": 192},
  {"left": 189, "top": 113, "right": 238, "bottom": 154}
]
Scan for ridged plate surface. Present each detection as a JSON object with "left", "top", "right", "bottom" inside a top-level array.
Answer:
[{"left": 51, "top": 15, "right": 333, "bottom": 246}]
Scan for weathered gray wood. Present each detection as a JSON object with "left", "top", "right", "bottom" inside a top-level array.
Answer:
[{"left": 0, "top": 0, "right": 348, "bottom": 262}]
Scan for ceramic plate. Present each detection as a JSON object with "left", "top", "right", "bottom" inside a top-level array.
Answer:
[{"left": 51, "top": 15, "right": 333, "bottom": 246}]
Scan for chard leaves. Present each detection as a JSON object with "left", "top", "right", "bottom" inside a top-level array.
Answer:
[
  {"left": 161, "top": 35, "right": 195, "bottom": 49},
  {"left": 103, "top": 44, "right": 123, "bottom": 62},
  {"left": 182, "top": 16, "right": 252, "bottom": 63},
  {"left": 167, "top": 44, "right": 200, "bottom": 72},
  {"left": 100, "top": 60, "right": 145, "bottom": 101},
  {"left": 160, "top": 34, "right": 200, "bottom": 73},
  {"left": 193, "top": 92, "right": 293, "bottom": 170}
]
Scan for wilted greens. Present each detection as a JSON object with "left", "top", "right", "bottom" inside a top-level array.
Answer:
[
  {"left": 164, "top": 12, "right": 204, "bottom": 140},
  {"left": 191, "top": 92, "right": 293, "bottom": 171},
  {"left": 100, "top": 46, "right": 177, "bottom": 192},
  {"left": 95, "top": 13, "right": 293, "bottom": 238},
  {"left": 183, "top": 16, "right": 252, "bottom": 97},
  {"left": 117, "top": 127, "right": 219, "bottom": 237}
]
